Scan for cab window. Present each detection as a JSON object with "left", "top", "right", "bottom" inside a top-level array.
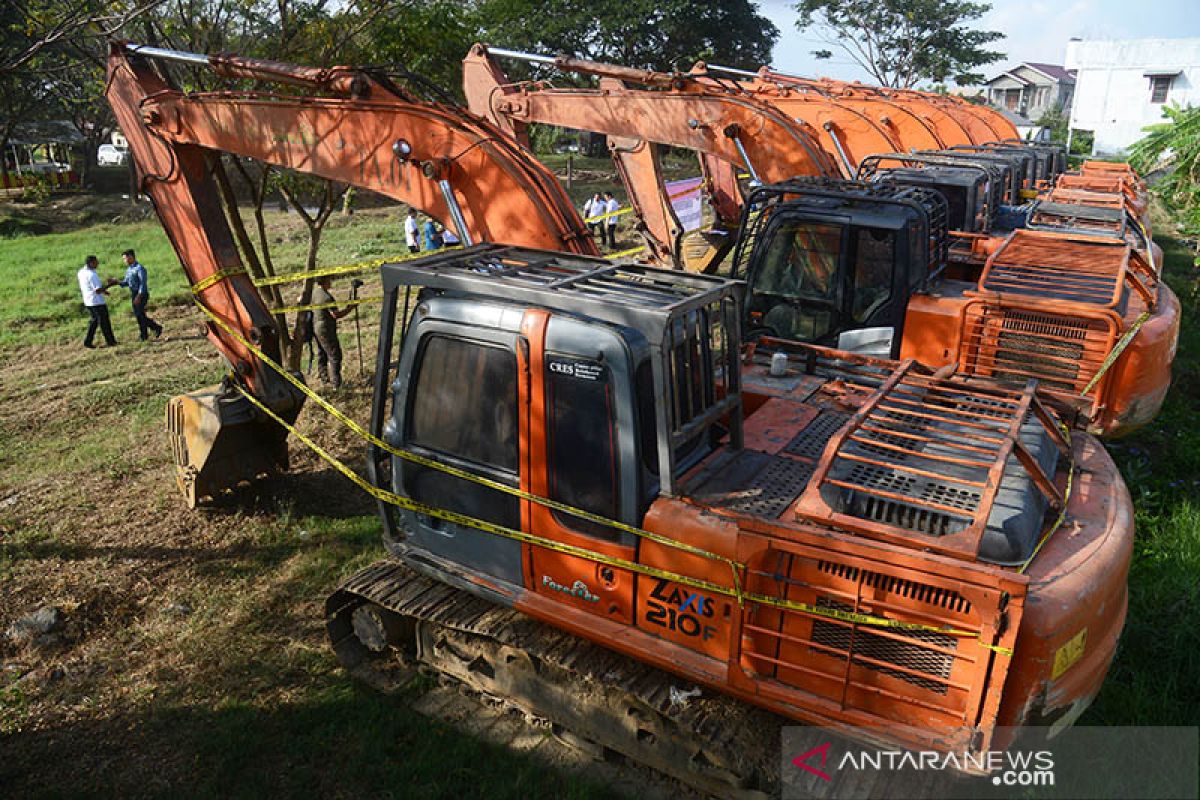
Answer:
[
  {"left": 405, "top": 334, "right": 519, "bottom": 529},
  {"left": 751, "top": 220, "right": 843, "bottom": 341},
  {"left": 547, "top": 358, "right": 619, "bottom": 540},
  {"left": 409, "top": 335, "right": 517, "bottom": 472},
  {"left": 851, "top": 227, "right": 895, "bottom": 322},
  {"left": 756, "top": 220, "right": 842, "bottom": 303}
]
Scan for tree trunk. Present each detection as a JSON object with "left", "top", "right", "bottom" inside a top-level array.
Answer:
[{"left": 277, "top": 179, "right": 343, "bottom": 372}]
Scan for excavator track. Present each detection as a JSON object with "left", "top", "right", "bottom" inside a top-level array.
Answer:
[
  {"left": 327, "top": 560, "right": 782, "bottom": 798},
  {"left": 327, "top": 560, "right": 963, "bottom": 800}
]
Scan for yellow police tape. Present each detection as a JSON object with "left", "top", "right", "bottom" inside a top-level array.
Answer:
[
  {"left": 252, "top": 247, "right": 467, "bottom": 289},
  {"left": 193, "top": 241, "right": 658, "bottom": 316},
  {"left": 232, "top": 381, "right": 1007, "bottom": 644},
  {"left": 191, "top": 266, "right": 248, "bottom": 294},
  {"left": 607, "top": 245, "right": 649, "bottom": 259},
  {"left": 192, "top": 297, "right": 1017, "bottom": 657},
  {"left": 193, "top": 299, "right": 742, "bottom": 583},
  {"left": 271, "top": 296, "right": 382, "bottom": 317},
  {"left": 1079, "top": 310, "right": 1152, "bottom": 398},
  {"left": 583, "top": 206, "right": 633, "bottom": 224}
]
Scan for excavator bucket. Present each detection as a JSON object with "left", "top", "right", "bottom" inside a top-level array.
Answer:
[
  {"left": 679, "top": 227, "right": 737, "bottom": 274},
  {"left": 166, "top": 384, "right": 292, "bottom": 508}
]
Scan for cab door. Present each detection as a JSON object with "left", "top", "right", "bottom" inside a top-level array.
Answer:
[
  {"left": 394, "top": 312, "right": 527, "bottom": 589},
  {"left": 746, "top": 214, "right": 850, "bottom": 343},
  {"left": 520, "top": 310, "right": 639, "bottom": 625}
]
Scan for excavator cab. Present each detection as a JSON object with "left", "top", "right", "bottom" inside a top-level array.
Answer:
[
  {"left": 869, "top": 165, "right": 990, "bottom": 233},
  {"left": 732, "top": 179, "right": 947, "bottom": 357},
  {"left": 367, "top": 244, "right": 743, "bottom": 564}
]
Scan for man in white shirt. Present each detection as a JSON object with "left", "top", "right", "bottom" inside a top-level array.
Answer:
[
  {"left": 77, "top": 255, "right": 117, "bottom": 349},
  {"left": 404, "top": 209, "right": 420, "bottom": 254},
  {"left": 582, "top": 193, "right": 602, "bottom": 241},
  {"left": 604, "top": 191, "right": 620, "bottom": 248}
]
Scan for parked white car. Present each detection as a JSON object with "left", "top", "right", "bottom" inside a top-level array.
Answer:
[{"left": 97, "top": 144, "right": 128, "bottom": 167}]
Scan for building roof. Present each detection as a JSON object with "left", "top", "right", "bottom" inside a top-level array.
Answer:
[
  {"left": 994, "top": 107, "right": 1035, "bottom": 127},
  {"left": 1024, "top": 62, "right": 1077, "bottom": 83},
  {"left": 986, "top": 62, "right": 1077, "bottom": 87}
]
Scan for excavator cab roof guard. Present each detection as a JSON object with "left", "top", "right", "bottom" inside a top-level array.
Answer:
[
  {"left": 911, "top": 150, "right": 1025, "bottom": 204},
  {"left": 858, "top": 153, "right": 1005, "bottom": 234},
  {"left": 378, "top": 243, "right": 744, "bottom": 494},
  {"left": 948, "top": 144, "right": 1041, "bottom": 190},
  {"left": 967, "top": 141, "right": 1067, "bottom": 185},
  {"left": 732, "top": 177, "right": 949, "bottom": 282}
]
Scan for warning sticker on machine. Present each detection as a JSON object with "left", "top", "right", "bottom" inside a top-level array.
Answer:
[
  {"left": 1052, "top": 628, "right": 1087, "bottom": 680},
  {"left": 547, "top": 356, "right": 606, "bottom": 381}
]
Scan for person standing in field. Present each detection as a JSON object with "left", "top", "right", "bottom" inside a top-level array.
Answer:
[
  {"left": 78, "top": 255, "right": 117, "bottom": 349},
  {"left": 404, "top": 209, "right": 420, "bottom": 254},
  {"left": 112, "top": 248, "right": 163, "bottom": 341},
  {"left": 583, "top": 193, "right": 602, "bottom": 241},
  {"left": 604, "top": 191, "right": 620, "bottom": 249},
  {"left": 422, "top": 218, "right": 443, "bottom": 251},
  {"left": 310, "top": 275, "right": 352, "bottom": 389}
]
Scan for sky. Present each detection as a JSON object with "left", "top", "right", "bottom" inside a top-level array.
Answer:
[{"left": 757, "top": 0, "right": 1200, "bottom": 87}]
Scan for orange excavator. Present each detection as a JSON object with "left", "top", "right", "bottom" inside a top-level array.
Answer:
[
  {"left": 106, "top": 41, "right": 596, "bottom": 505},
  {"left": 699, "top": 64, "right": 1017, "bottom": 147},
  {"left": 466, "top": 48, "right": 1176, "bottom": 437},
  {"left": 108, "top": 43, "right": 1134, "bottom": 797}
]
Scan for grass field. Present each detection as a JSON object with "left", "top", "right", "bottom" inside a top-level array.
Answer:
[
  {"left": 0, "top": 196, "right": 623, "bottom": 798},
  {"left": 1080, "top": 235, "right": 1200, "bottom": 727},
  {"left": 0, "top": 189, "right": 1198, "bottom": 797}
]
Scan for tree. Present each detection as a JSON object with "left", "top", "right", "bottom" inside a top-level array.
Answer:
[
  {"left": 1130, "top": 104, "right": 1200, "bottom": 280},
  {"left": 475, "top": 0, "right": 779, "bottom": 73},
  {"left": 354, "top": 1, "right": 478, "bottom": 94},
  {"left": 0, "top": 0, "right": 164, "bottom": 75},
  {"left": 794, "top": 0, "right": 1004, "bottom": 88}
]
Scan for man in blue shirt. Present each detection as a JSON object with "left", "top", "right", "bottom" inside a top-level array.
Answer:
[
  {"left": 422, "top": 218, "right": 444, "bottom": 250},
  {"left": 113, "top": 248, "right": 163, "bottom": 341}
]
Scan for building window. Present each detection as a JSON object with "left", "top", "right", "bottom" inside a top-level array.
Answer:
[{"left": 1150, "top": 75, "right": 1173, "bottom": 104}]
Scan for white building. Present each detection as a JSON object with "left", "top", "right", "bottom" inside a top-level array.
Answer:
[{"left": 1065, "top": 37, "right": 1200, "bottom": 155}]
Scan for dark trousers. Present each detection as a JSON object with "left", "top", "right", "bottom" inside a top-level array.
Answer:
[
  {"left": 132, "top": 295, "right": 162, "bottom": 340},
  {"left": 85, "top": 304, "right": 116, "bottom": 346},
  {"left": 604, "top": 223, "right": 617, "bottom": 248},
  {"left": 315, "top": 326, "right": 343, "bottom": 388}
]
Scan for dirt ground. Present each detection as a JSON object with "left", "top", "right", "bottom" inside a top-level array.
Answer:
[{"left": 0, "top": 289, "right": 671, "bottom": 799}]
